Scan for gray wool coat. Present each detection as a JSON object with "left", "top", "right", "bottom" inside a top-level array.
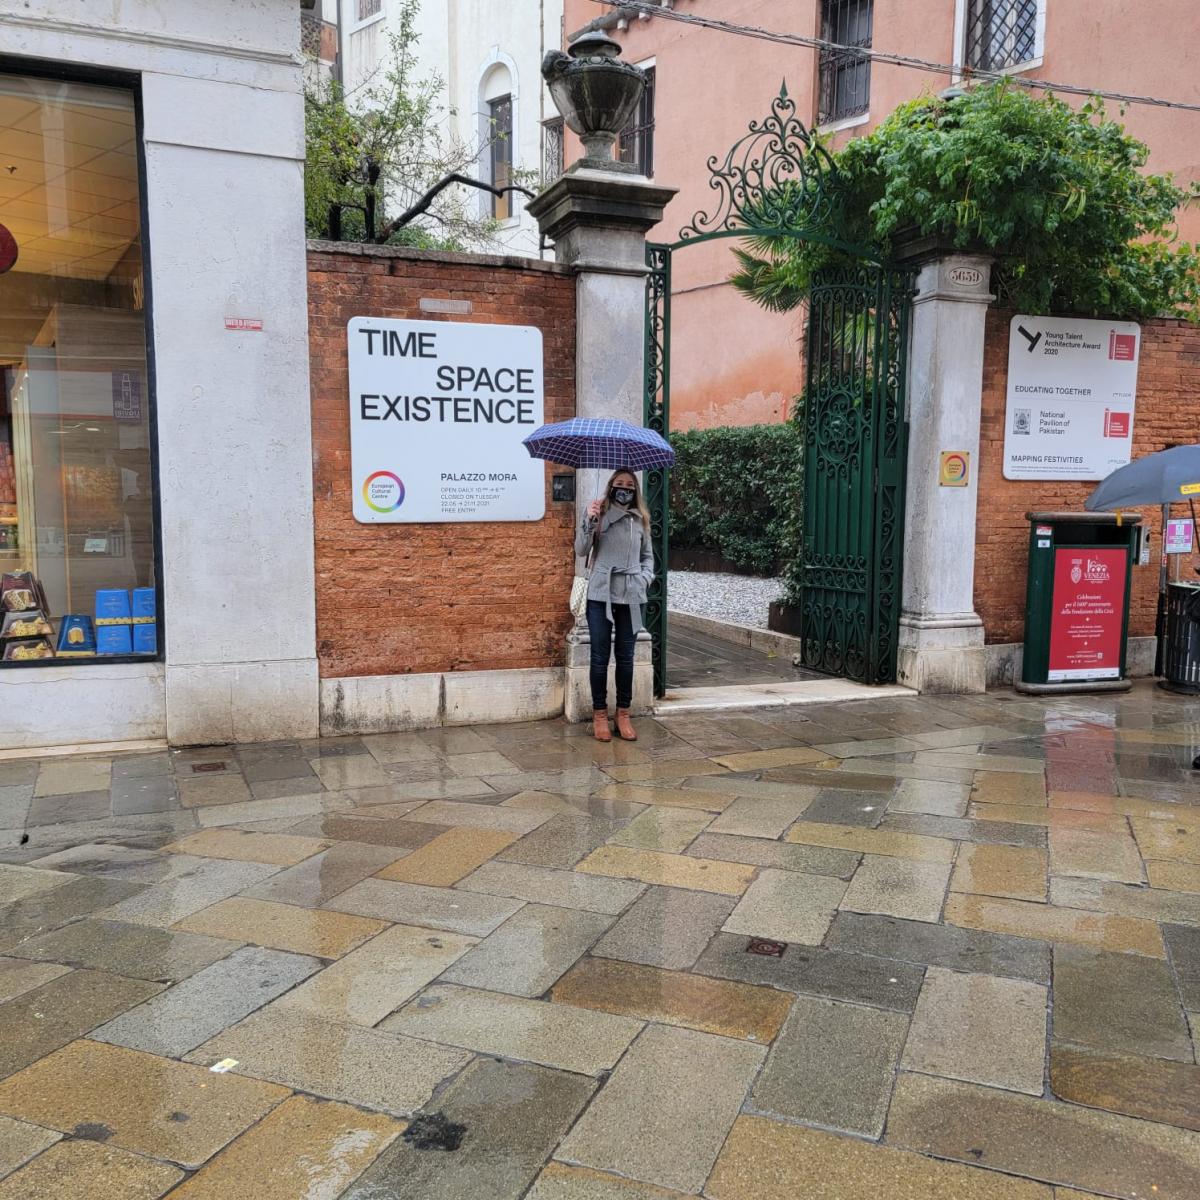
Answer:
[{"left": 575, "top": 504, "right": 656, "bottom": 631}]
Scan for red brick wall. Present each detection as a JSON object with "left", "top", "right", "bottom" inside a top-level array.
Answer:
[
  {"left": 307, "top": 243, "right": 577, "bottom": 678},
  {"left": 975, "top": 310, "right": 1200, "bottom": 644}
]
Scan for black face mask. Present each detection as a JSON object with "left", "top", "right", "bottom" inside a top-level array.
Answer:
[{"left": 610, "top": 486, "right": 636, "bottom": 508}]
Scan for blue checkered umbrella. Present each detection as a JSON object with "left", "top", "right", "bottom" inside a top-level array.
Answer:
[{"left": 522, "top": 417, "right": 675, "bottom": 471}]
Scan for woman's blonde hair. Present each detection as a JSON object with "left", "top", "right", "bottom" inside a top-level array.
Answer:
[{"left": 602, "top": 467, "right": 652, "bottom": 530}]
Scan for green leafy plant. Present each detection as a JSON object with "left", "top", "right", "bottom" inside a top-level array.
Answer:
[
  {"left": 732, "top": 83, "right": 1200, "bottom": 320},
  {"left": 668, "top": 422, "right": 804, "bottom": 575},
  {"left": 304, "top": 0, "right": 511, "bottom": 248}
]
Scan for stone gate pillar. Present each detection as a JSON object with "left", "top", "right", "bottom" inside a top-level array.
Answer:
[
  {"left": 528, "top": 170, "right": 675, "bottom": 720},
  {"left": 896, "top": 249, "right": 995, "bottom": 694}
]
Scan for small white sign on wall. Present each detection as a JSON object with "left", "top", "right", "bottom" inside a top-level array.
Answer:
[
  {"left": 347, "top": 317, "right": 546, "bottom": 523},
  {"left": 1003, "top": 315, "right": 1141, "bottom": 481}
]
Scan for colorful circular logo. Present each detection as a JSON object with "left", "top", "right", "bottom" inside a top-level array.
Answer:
[{"left": 363, "top": 471, "right": 405, "bottom": 513}]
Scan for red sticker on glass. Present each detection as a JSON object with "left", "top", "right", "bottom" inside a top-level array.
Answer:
[{"left": 0, "top": 224, "right": 17, "bottom": 274}]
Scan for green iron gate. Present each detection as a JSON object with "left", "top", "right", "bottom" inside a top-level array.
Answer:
[{"left": 643, "top": 85, "right": 912, "bottom": 695}]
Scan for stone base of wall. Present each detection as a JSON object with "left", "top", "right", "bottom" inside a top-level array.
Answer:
[
  {"left": 983, "top": 636, "right": 1158, "bottom": 690},
  {"left": 564, "top": 630, "right": 654, "bottom": 723},
  {"left": 320, "top": 668, "right": 564, "bottom": 735}
]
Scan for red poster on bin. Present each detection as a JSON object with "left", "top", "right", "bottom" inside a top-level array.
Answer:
[{"left": 1047, "top": 547, "right": 1127, "bottom": 681}]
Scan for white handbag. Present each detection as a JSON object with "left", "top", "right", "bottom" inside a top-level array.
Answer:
[{"left": 571, "top": 523, "right": 597, "bottom": 618}]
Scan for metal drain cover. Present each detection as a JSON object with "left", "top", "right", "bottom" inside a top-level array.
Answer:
[
  {"left": 746, "top": 937, "right": 786, "bottom": 957},
  {"left": 190, "top": 762, "right": 227, "bottom": 774}
]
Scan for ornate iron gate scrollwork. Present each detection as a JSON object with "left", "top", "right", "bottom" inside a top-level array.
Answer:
[{"left": 643, "top": 83, "right": 910, "bottom": 696}]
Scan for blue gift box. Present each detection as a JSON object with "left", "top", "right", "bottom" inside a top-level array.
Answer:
[
  {"left": 96, "top": 624, "right": 133, "bottom": 655},
  {"left": 56, "top": 615, "right": 97, "bottom": 657},
  {"left": 95, "top": 589, "right": 131, "bottom": 623},
  {"left": 132, "top": 588, "right": 156, "bottom": 620},
  {"left": 132, "top": 623, "right": 156, "bottom": 655}
]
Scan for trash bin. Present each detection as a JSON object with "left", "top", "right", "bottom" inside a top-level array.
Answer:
[
  {"left": 1017, "top": 511, "right": 1140, "bottom": 694},
  {"left": 1161, "top": 583, "right": 1200, "bottom": 694}
]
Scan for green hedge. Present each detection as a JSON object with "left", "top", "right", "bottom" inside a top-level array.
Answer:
[{"left": 668, "top": 421, "right": 803, "bottom": 576}]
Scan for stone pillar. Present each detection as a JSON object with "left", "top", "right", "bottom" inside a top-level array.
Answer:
[
  {"left": 896, "top": 252, "right": 995, "bottom": 694},
  {"left": 528, "top": 168, "right": 676, "bottom": 720}
]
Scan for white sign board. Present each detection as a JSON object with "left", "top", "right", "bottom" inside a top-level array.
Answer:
[
  {"left": 1166, "top": 518, "right": 1195, "bottom": 555},
  {"left": 1003, "top": 315, "right": 1140, "bottom": 481},
  {"left": 348, "top": 317, "right": 545, "bottom": 523}
]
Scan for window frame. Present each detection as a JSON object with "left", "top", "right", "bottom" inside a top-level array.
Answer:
[
  {"left": 955, "top": 0, "right": 1046, "bottom": 79},
  {"left": 618, "top": 62, "right": 655, "bottom": 177},
  {"left": 0, "top": 55, "right": 165, "bottom": 671},
  {"left": 487, "top": 92, "right": 514, "bottom": 221},
  {"left": 349, "top": 0, "right": 385, "bottom": 34},
  {"left": 542, "top": 115, "right": 565, "bottom": 185},
  {"left": 817, "top": 0, "right": 873, "bottom": 130}
]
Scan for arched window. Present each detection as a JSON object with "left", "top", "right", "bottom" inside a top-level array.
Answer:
[{"left": 479, "top": 60, "right": 516, "bottom": 220}]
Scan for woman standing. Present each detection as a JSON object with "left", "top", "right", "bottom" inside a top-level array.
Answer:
[{"left": 576, "top": 467, "right": 655, "bottom": 742}]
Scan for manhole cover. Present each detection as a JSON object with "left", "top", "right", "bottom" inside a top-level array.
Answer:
[
  {"left": 191, "top": 762, "right": 227, "bottom": 774},
  {"left": 746, "top": 937, "right": 786, "bottom": 957}
]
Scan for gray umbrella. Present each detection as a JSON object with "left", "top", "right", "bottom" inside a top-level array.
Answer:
[{"left": 1085, "top": 444, "right": 1200, "bottom": 510}]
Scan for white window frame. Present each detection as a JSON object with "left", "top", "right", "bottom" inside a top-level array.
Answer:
[
  {"left": 476, "top": 50, "right": 521, "bottom": 229},
  {"left": 347, "top": 0, "right": 386, "bottom": 35},
  {"left": 952, "top": 0, "right": 1046, "bottom": 82}
]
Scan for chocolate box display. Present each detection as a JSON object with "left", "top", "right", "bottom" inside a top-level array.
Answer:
[
  {"left": 3, "top": 637, "right": 54, "bottom": 661},
  {"left": 1, "top": 572, "right": 48, "bottom": 614},
  {"left": 96, "top": 624, "right": 133, "bottom": 655},
  {"left": 132, "top": 622, "right": 156, "bottom": 654},
  {"left": 56, "top": 615, "right": 97, "bottom": 657},
  {"left": 0, "top": 611, "right": 52, "bottom": 640},
  {"left": 131, "top": 587, "right": 156, "bottom": 621},
  {"left": 95, "top": 588, "right": 132, "bottom": 624}
]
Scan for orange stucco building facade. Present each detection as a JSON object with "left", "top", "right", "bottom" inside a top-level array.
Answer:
[{"left": 561, "top": 0, "right": 1200, "bottom": 430}]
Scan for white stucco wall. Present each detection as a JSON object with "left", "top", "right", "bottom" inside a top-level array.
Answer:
[
  {"left": 340, "top": 0, "right": 563, "bottom": 256},
  {"left": 0, "top": 0, "right": 319, "bottom": 748}
]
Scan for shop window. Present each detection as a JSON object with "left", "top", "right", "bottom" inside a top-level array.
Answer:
[
  {"left": 818, "top": 0, "right": 872, "bottom": 125},
  {"left": 964, "top": 0, "right": 1041, "bottom": 72},
  {"left": 489, "top": 94, "right": 513, "bottom": 220},
  {"left": 619, "top": 66, "right": 655, "bottom": 176},
  {"left": 0, "top": 72, "right": 158, "bottom": 665}
]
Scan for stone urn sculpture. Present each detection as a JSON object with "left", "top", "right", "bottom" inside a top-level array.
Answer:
[{"left": 542, "top": 31, "right": 646, "bottom": 173}]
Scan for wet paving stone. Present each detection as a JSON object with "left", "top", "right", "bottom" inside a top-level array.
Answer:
[
  {"left": 883, "top": 812, "right": 1048, "bottom": 849},
  {"left": 177, "top": 775, "right": 253, "bottom": 809},
  {"left": 552, "top": 956, "right": 792, "bottom": 1042},
  {"left": 711, "top": 747, "right": 830, "bottom": 772},
  {"left": 164, "top": 829, "right": 330, "bottom": 867},
  {"left": 0, "top": 1115, "right": 59, "bottom": 1183},
  {"left": 1163, "top": 923, "right": 1200, "bottom": 1009},
  {"left": 707, "top": 1116, "right": 1053, "bottom": 1200},
  {"left": 576, "top": 846, "right": 754, "bottom": 896},
  {"left": 706, "top": 792, "right": 820, "bottom": 839},
  {"left": 840, "top": 855, "right": 952, "bottom": 924},
  {"left": 1052, "top": 944, "right": 1193, "bottom": 1062},
  {"left": 97, "top": 859, "right": 279, "bottom": 929},
  {"left": 887, "top": 778, "right": 971, "bottom": 817},
  {"left": 109, "top": 775, "right": 180, "bottom": 817},
  {"left": 972, "top": 772, "right": 1048, "bottom": 807},
  {"left": 458, "top": 861, "right": 644, "bottom": 915},
  {"left": 0, "top": 959, "right": 70, "bottom": 1004},
  {"left": 167, "top": 1094, "right": 401, "bottom": 1200},
  {"left": 784, "top": 821, "right": 957, "bottom": 863},
  {"left": 607, "top": 806, "right": 713, "bottom": 853},
  {"left": 749, "top": 994, "right": 907, "bottom": 1137},
  {"left": 383, "top": 983, "right": 642, "bottom": 1075},
  {"left": 92, "top": 945, "right": 321, "bottom": 1058},
  {"left": 1050, "top": 1044, "right": 1200, "bottom": 1132},
  {"left": 801, "top": 789, "right": 889, "bottom": 828},
  {"left": 1049, "top": 875, "right": 1200, "bottom": 925},
  {"left": 827, "top": 912, "right": 1051, "bottom": 984},
  {"left": 1147, "top": 859, "right": 1200, "bottom": 894},
  {"left": 293, "top": 814, "right": 451, "bottom": 849},
  {"left": 25, "top": 790, "right": 111, "bottom": 828},
  {"left": 902, "top": 967, "right": 1047, "bottom": 1094},
  {"left": 0, "top": 1040, "right": 289, "bottom": 1170},
  {"left": 1049, "top": 828, "right": 1145, "bottom": 884},
  {"left": 0, "top": 1139, "right": 183, "bottom": 1199},
  {"left": 196, "top": 793, "right": 332, "bottom": 828},
  {"left": 374, "top": 827, "right": 518, "bottom": 886},
  {"left": 592, "top": 885, "right": 734, "bottom": 971},
  {"left": 944, "top": 894, "right": 1165, "bottom": 958},
  {"left": 0, "top": 969, "right": 163, "bottom": 1079},
  {"left": 499, "top": 814, "right": 634, "bottom": 870},
  {"left": 327, "top": 877, "right": 523, "bottom": 935},
  {"left": 885, "top": 1070, "right": 1200, "bottom": 1199},
  {"left": 274, "top": 923, "right": 476, "bottom": 1025},
  {"left": 593, "top": 782, "right": 731, "bottom": 812},
  {"left": 346, "top": 1058, "right": 594, "bottom": 1200},
  {"left": 33, "top": 761, "right": 111, "bottom": 798},
  {"left": 174, "top": 896, "right": 386, "bottom": 958},
  {"left": 693, "top": 933, "right": 925, "bottom": 1010},
  {"left": 0, "top": 877, "right": 144, "bottom": 954},
  {"left": 12, "top": 919, "right": 239, "bottom": 983},
  {"left": 241, "top": 840, "right": 404, "bottom": 907},
  {"left": 723, "top": 868, "right": 847, "bottom": 944},
  {"left": 189, "top": 1007, "right": 470, "bottom": 1117},
  {"left": 440, "top": 903, "right": 614, "bottom": 997},
  {"left": 0, "top": 865, "right": 74, "bottom": 905},
  {"left": 952, "top": 843, "right": 1048, "bottom": 903},
  {"left": 527, "top": 1163, "right": 693, "bottom": 1199},
  {"left": 1130, "top": 817, "right": 1200, "bottom": 865},
  {"left": 555, "top": 1023, "right": 764, "bottom": 1194},
  {"left": 685, "top": 831, "right": 859, "bottom": 878}
]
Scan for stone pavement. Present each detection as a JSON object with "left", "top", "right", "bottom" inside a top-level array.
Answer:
[{"left": 0, "top": 682, "right": 1199, "bottom": 1197}]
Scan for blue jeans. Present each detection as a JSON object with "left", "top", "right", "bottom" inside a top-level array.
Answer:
[{"left": 587, "top": 600, "right": 635, "bottom": 710}]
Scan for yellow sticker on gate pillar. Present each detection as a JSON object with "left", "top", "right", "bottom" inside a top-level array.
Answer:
[
  {"left": 939, "top": 451, "right": 970, "bottom": 487},
  {"left": 1180, "top": 482, "right": 1200, "bottom": 495}
]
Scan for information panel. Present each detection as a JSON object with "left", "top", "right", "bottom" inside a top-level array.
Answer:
[
  {"left": 1003, "top": 315, "right": 1140, "bottom": 481},
  {"left": 1047, "top": 547, "right": 1127, "bottom": 681},
  {"left": 347, "top": 317, "right": 545, "bottom": 523}
]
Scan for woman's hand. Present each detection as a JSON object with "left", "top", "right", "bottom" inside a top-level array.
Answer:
[{"left": 587, "top": 500, "right": 604, "bottom": 521}]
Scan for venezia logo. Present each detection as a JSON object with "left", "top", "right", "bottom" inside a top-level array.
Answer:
[{"left": 1085, "top": 558, "right": 1110, "bottom": 584}]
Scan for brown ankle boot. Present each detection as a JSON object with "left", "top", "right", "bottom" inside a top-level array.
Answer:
[
  {"left": 592, "top": 709, "right": 612, "bottom": 742},
  {"left": 615, "top": 708, "right": 638, "bottom": 741}
]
